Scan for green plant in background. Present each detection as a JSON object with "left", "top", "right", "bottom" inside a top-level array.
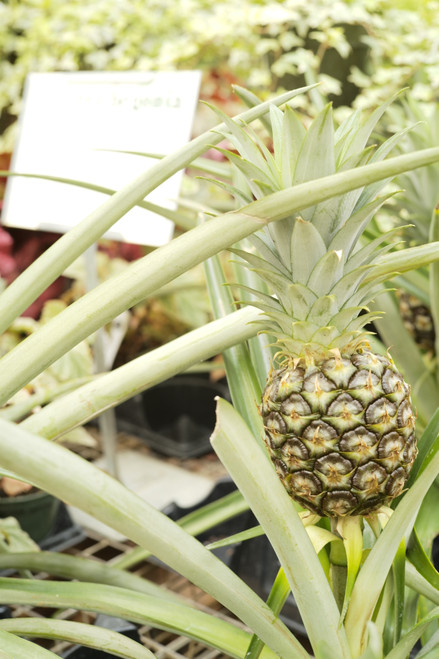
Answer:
[{"left": 1, "top": 85, "right": 439, "bottom": 658}]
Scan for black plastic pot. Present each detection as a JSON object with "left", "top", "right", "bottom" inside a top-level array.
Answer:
[
  {"left": 61, "top": 614, "right": 140, "bottom": 658},
  {"left": 116, "top": 375, "right": 229, "bottom": 458},
  {"left": 0, "top": 489, "right": 61, "bottom": 543},
  {"left": 164, "top": 477, "right": 257, "bottom": 567}
]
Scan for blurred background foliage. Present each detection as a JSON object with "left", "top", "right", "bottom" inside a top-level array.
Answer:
[{"left": 0, "top": 0, "right": 439, "bottom": 150}]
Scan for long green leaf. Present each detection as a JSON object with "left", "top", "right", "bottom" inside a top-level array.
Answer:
[
  {"left": 0, "top": 578, "right": 279, "bottom": 659},
  {"left": 21, "top": 305, "right": 263, "bottom": 439},
  {"left": 0, "top": 418, "right": 301, "bottom": 659},
  {"left": 0, "top": 618, "right": 154, "bottom": 659},
  {"left": 211, "top": 398, "right": 350, "bottom": 659},
  {"left": 406, "top": 561, "right": 439, "bottom": 606},
  {"left": 245, "top": 568, "right": 291, "bottom": 659},
  {"left": 0, "top": 630, "right": 57, "bottom": 658},
  {"left": 385, "top": 606, "right": 439, "bottom": 659},
  {"left": 0, "top": 552, "right": 183, "bottom": 603},
  {"left": 407, "top": 528, "right": 439, "bottom": 591},
  {"left": 112, "top": 489, "right": 248, "bottom": 570},
  {"left": 0, "top": 170, "right": 194, "bottom": 228},
  {"left": 392, "top": 539, "right": 406, "bottom": 646},
  {"left": 367, "top": 241, "right": 439, "bottom": 284},
  {"left": 203, "top": 253, "right": 263, "bottom": 440},
  {"left": 3, "top": 147, "right": 439, "bottom": 407}
]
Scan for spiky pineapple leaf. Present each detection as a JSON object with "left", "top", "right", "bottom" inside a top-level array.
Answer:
[
  {"left": 282, "top": 105, "right": 307, "bottom": 187},
  {"left": 292, "top": 320, "right": 322, "bottom": 342},
  {"left": 209, "top": 103, "right": 269, "bottom": 170},
  {"left": 311, "top": 147, "right": 377, "bottom": 243},
  {"left": 293, "top": 104, "right": 336, "bottom": 186},
  {"left": 232, "top": 284, "right": 283, "bottom": 313},
  {"left": 310, "top": 325, "right": 341, "bottom": 346},
  {"left": 212, "top": 148, "right": 272, "bottom": 199},
  {"left": 197, "top": 176, "right": 253, "bottom": 205},
  {"left": 343, "top": 91, "right": 404, "bottom": 164},
  {"left": 290, "top": 217, "right": 327, "bottom": 284},
  {"left": 328, "top": 193, "right": 397, "bottom": 261},
  {"left": 232, "top": 85, "right": 274, "bottom": 136},
  {"left": 354, "top": 125, "right": 416, "bottom": 211},
  {"left": 230, "top": 248, "right": 290, "bottom": 280},
  {"left": 213, "top": 104, "right": 282, "bottom": 190},
  {"left": 269, "top": 104, "right": 285, "bottom": 174},
  {"left": 247, "top": 234, "right": 283, "bottom": 269},
  {"left": 267, "top": 217, "right": 296, "bottom": 268},
  {"left": 345, "top": 231, "right": 402, "bottom": 275},
  {"left": 329, "top": 266, "right": 372, "bottom": 308},
  {"left": 307, "top": 250, "right": 344, "bottom": 297},
  {"left": 307, "top": 295, "right": 340, "bottom": 326},
  {"left": 328, "top": 306, "right": 368, "bottom": 333},
  {"left": 334, "top": 108, "right": 362, "bottom": 163},
  {"left": 236, "top": 266, "right": 293, "bottom": 306},
  {"left": 341, "top": 311, "right": 383, "bottom": 338},
  {"left": 287, "top": 283, "right": 318, "bottom": 321}
]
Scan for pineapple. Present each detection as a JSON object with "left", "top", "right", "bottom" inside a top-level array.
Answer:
[
  {"left": 214, "top": 98, "right": 417, "bottom": 517},
  {"left": 396, "top": 290, "right": 435, "bottom": 353}
]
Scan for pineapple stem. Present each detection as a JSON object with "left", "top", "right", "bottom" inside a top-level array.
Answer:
[{"left": 329, "top": 518, "right": 347, "bottom": 613}]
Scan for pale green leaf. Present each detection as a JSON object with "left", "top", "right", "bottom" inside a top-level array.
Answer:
[
  {"left": 291, "top": 218, "right": 327, "bottom": 284},
  {"left": 293, "top": 104, "right": 335, "bottom": 186},
  {"left": 308, "top": 295, "right": 339, "bottom": 326},
  {"left": 282, "top": 106, "right": 307, "bottom": 181},
  {"left": 307, "top": 250, "right": 344, "bottom": 297},
  {"left": 328, "top": 193, "right": 396, "bottom": 261},
  {"left": 357, "top": 622, "right": 383, "bottom": 659},
  {"left": 337, "top": 517, "right": 364, "bottom": 625},
  {"left": 230, "top": 247, "right": 290, "bottom": 280},
  {"left": 247, "top": 234, "right": 285, "bottom": 273},
  {"left": 270, "top": 104, "right": 286, "bottom": 174},
  {"left": 329, "top": 266, "right": 370, "bottom": 308},
  {"left": 0, "top": 618, "right": 154, "bottom": 659},
  {"left": 0, "top": 551, "right": 183, "bottom": 603},
  {"left": 0, "top": 630, "right": 57, "bottom": 658},
  {"left": 287, "top": 283, "right": 318, "bottom": 321},
  {"left": 211, "top": 398, "right": 351, "bottom": 659},
  {"left": 0, "top": 518, "right": 39, "bottom": 554},
  {"left": 385, "top": 606, "right": 439, "bottom": 659},
  {"left": 203, "top": 253, "right": 264, "bottom": 440}
]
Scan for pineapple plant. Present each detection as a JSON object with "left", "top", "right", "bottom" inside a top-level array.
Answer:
[
  {"left": 213, "top": 99, "right": 418, "bottom": 518},
  {"left": 382, "top": 98, "right": 439, "bottom": 355}
]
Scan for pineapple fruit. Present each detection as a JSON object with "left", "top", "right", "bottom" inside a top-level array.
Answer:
[
  {"left": 396, "top": 290, "right": 435, "bottom": 353},
  {"left": 215, "top": 98, "right": 417, "bottom": 517}
]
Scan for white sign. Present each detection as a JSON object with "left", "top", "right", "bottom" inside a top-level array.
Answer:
[{"left": 2, "top": 71, "right": 201, "bottom": 246}]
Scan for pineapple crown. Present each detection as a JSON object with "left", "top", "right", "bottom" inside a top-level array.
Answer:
[
  {"left": 210, "top": 96, "right": 408, "bottom": 358},
  {"left": 387, "top": 97, "right": 439, "bottom": 243}
]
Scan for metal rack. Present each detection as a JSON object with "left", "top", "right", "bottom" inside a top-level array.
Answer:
[{"left": 5, "top": 527, "right": 242, "bottom": 658}]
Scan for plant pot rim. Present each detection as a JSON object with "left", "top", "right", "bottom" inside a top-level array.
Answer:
[{"left": 0, "top": 488, "right": 53, "bottom": 503}]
